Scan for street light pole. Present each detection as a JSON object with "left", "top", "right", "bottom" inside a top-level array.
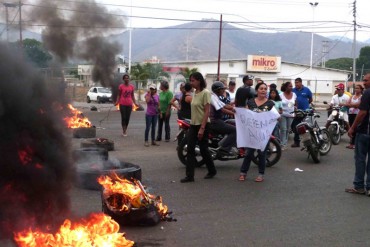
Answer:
[
  {"left": 309, "top": 2, "right": 318, "bottom": 81},
  {"left": 309, "top": 2, "right": 318, "bottom": 102}
]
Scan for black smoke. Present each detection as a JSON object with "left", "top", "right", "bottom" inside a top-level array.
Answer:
[
  {"left": 0, "top": 43, "right": 74, "bottom": 238},
  {"left": 27, "top": 0, "right": 126, "bottom": 88}
]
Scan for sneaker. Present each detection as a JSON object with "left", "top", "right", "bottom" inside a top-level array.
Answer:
[
  {"left": 281, "top": 145, "right": 287, "bottom": 151},
  {"left": 291, "top": 143, "right": 300, "bottom": 148},
  {"left": 151, "top": 141, "right": 160, "bottom": 146},
  {"left": 165, "top": 139, "right": 170, "bottom": 142},
  {"left": 144, "top": 142, "right": 149, "bottom": 147},
  {"left": 345, "top": 188, "right": 366, "bottom": 194}
]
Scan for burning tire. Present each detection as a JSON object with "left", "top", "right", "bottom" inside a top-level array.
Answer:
[
  {"left": 81, "top": 138, "right": 115, "bottom": 151},
  {"left": 177, "top": 136, "right": 205, "bottom": 167},
  {"left": 73, "top": 127, "right": 96, "bottom": 138},
  {"left": 75, "top": 160, "right": 142, "bottom": 190},
  {"left": 73, "top": 147, "right": 109, "bottom": 161}
]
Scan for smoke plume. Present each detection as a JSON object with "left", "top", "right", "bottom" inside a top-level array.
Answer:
[
  {"left": 0, "top": 43, "right": 74, "bottom": 238},
  {"left": 27, "top": 0, "right": 126, "bottom": 87}
]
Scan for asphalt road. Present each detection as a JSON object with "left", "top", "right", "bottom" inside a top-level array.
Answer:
[{"left": 5, "top": 102, "right": 370, "bottom": 247}]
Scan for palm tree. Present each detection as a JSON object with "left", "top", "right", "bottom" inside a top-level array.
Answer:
[{"left": 179, "top": 67, "right": 199, "bottom": 82}]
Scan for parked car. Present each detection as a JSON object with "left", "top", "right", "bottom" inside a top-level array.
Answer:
[{"left": 87, "top": 87, "right": 112, "bottom": 103}]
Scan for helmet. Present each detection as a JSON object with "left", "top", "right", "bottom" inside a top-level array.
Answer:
[{"left": 212, "top": 81, "right": 226, "bottom": 93}]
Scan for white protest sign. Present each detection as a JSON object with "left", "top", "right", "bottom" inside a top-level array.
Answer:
[{"left": 234, "top": 107, "right": 280, "bottom": 150}]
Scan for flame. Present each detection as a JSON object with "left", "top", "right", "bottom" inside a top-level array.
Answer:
[
  {"left": 64, "top": 104, "right": 92, "bottom": 129},
  {"left": 13, "top": 213, "right": 134, "bottom": 247},
  {"left": 98, "top": 173, "right": 169, "bottom": 219},
  {"left": 132, "top": 104, "right": 139, "bottom": 112}
]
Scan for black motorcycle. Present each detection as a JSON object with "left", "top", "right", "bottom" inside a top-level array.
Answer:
[
  {"left": 293, "top": 108, "right": 332, "bottom": 163},
  {"left": 176, "top": 119, "right": 281, "bottom": 167}
]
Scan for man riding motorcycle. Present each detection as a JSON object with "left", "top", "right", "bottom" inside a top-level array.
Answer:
[
  {"left": 210, "top": 81, "right": 237, "bottom": 156},
  {"left": 325, "top": 83, "right": 350, "bottom": 131}
]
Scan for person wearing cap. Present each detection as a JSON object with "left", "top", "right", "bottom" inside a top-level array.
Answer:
[
  {"left": 291, "top": 77, "right": 313, "bottom": 148},
  {"left": 209, "top": 81, "right": 236, "bottom": 156},
  {"left": 325, "top": 83, "right": 350, "bottom": 130},
  {"left": 234, "top": 75, "right": 256, "bottom": 108},
  {"left": 144, "top": 84, "right": 160, "bottom": 147}
]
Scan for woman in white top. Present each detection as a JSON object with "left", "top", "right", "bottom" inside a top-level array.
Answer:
[
  {"left": 279, "top": 81, "right": 297, "bottom": 149},
  {"left": 346, "top": 84, "right": 364, "bottom": 149}
]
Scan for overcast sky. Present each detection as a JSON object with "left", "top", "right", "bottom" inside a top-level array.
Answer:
[{"left": 99, "top": 0, "right": 370, "bottom": 42}]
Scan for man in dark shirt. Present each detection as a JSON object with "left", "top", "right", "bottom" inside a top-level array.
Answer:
[
  {"left": 235, "top": 75, "right": 256, "bottom": 107},
  {"left": 346, "top": 73, "right": 370, "bottom": 195}
]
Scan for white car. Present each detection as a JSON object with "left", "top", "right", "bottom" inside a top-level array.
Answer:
[{"left": 86, "top": 87, "right": 112, "bottom": 103}]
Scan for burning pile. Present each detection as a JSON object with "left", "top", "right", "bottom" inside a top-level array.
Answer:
[
  {"left": 14, "top": 213, "right": 134, "bottom": 247},
  {"left": 98, "top": 173, "right": 174, "bottom": 225},
  {"left": 64, "top": 104, "right": 92, "bottom": 129}
]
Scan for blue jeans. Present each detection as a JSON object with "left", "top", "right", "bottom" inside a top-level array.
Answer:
[
  {"left": 240, "top": 147, "right": 267, "bottom": 175},
  {"left": 145, "top": 114, "right": 158, "bottom": 142},
  {"left": 354, "top": 133, "right": 370, "bottom": 190},
  {"left": 280, "top": 116, "right": 293, "bottom": 146}
]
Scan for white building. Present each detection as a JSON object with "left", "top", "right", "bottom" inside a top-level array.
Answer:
[{"left": 162, "top": 55, "right": 350, "bottom": 103}]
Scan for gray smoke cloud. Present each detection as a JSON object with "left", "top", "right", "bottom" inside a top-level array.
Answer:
[{"left": 27, "top": 0, "right": 126, "bottom": 87}]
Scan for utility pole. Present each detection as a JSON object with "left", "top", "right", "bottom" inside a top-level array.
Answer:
[
  {"left": 309, "top": 2, "right": 319, "bottom": 82},
  {"left": 351, "top": 0, "right": 357, "bottom": 91},
  {"left": 3, "top": 2, "right": 18, "bottom": 42},
  {"left": 19, "top": 0, "right": 22, "bottom": 50},
  {"left": 321, "top": 40, "right": 329, "bottom": 68},
  {"left": 217, "top": 14, "right": 222, "bottom": 81}
]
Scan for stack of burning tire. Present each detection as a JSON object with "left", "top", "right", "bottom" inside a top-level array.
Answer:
[{"left": 80, "top": 138, "right": 114, "bottom": 151}]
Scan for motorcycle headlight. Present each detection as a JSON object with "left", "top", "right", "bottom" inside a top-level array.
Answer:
[
  {"left": 332, "top": 110, "right": 338, "bottom": 116},
  {"left": 339, "top": 111, "right": 344, "bottom": 117}
]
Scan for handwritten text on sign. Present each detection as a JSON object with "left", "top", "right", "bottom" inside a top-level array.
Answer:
[{"left": 234, "top": 108, "right": 280, "bottom": 150}]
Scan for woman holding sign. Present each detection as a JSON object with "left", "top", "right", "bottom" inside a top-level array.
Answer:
[{"left": 239, "top": 82, "right": 275, "bottom": 182}]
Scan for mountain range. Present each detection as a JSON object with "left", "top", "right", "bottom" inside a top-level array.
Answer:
[{"left": 1, "top": 21, "right": 369, "bottom": 65}]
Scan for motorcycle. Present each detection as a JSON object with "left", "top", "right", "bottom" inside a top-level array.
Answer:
[
  {"left": 176, "top": 119, "right": 282, "bottom": 167},
  {"left": 324, "top": 102, "right": 347, "bottom": 145},
  {"left": 293, "top": 108, "right": 332, "bottom": 163}
]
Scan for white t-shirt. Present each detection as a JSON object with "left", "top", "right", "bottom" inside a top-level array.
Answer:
[
  {"left": 330, "top": 94, "right": 350, "bottom": 106},
  {"left": 211, "top": 92, "right": 225, "bottom": 110},
  {"left": 226, "top": 90, "right": 236, "bottom": 102},
  {"left": 280, "top": 92, "right": 297, "bottom": 117}
]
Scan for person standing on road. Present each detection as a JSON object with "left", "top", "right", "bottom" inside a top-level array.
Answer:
[
  {"left": 346, "top": 73, "right": 370, "bottom": 195},
  {"left": 144, "top": 84, "right": 160, "bottom": 147},
  {"left": 279, "top": 82, "right": 297, "bottom": 150},
  {"left": 170, "top": 82, "right": 185, "bottom": 119},
  {"left": 291, "top": 77, "right": 312, "bottom": 148},
  {"left": 238, "top": 82, "right": 275, "bottom": 182},
  {"left": 268, "top": 88, "right": 283, "bottom": 141},
  {"left": 156, "top": 80, "right": 173, "bottom": 142},
  {"left": 346, "top": 84, "right": 363, "bottom": 149},
  {"left": 181, "top": 72, "right": 217, "bottom": 183},
  {"left": 234, "top": 75, "right": 256, "bottom": 108},
  {"left": 116, "top": 74, "right": 137, "bottom": 137},
  {"left": 227, "top": 80, "right": 237, "bottom": 103}
]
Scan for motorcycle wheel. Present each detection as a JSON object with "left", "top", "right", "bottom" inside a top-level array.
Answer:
[
  {"left": 319, "top": 129, "right": 332, "bottom": 156},
  {"left": 308, "top": 144, "right": 320, "bottom": 163},
  {"left": 177, "top": 136, "right": 205, "bottom": 167},
  {"left": 328, "top": 125, "right": 341, "bottom": 145},
  {"left": 252, "top": 138, "right": 281, "bottom": 167}
]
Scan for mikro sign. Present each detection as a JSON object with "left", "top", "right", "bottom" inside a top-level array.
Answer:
[{"left": 247, "top": 55, "right": 281, "bottom": 73}]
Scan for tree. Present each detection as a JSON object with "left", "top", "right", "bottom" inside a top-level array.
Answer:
[
  {"left": 356, "top": 46, "right": 370, "bottom": 79},
  {"left": 21, "top": 39, "right": 52, "bottom": 68},
  {"left": 178, "top": 67, "right": 199, "bottom": 82},
  {"left": 130, "top": 63, "right": 169, "bottom": 100},
  {"left": 325, "top": 57, "right": 353, "bottom": 71}
]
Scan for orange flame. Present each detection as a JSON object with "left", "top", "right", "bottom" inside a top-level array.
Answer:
[
  {"left": 13, "top": 213, "right": 134, "bottom": 247},
  {"left": 64, "top": 104, "right": 92, "bottom": 129},
  {"left": 98, "top": 173, "right": 168, "bottom": 218},
  {"left": 132, "top": 104, "right": 139, "bottom": 112}
]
